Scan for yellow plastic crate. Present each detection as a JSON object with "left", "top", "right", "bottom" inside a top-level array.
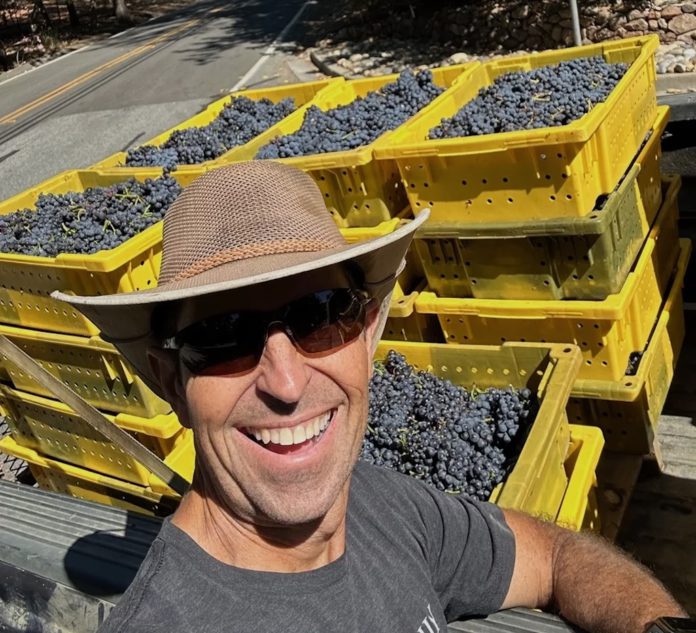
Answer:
[
  {"left": 148, "top": 430, "right": 194, "bottom": 495},
  {"left": 340, "top": 217, "right": 402, "bottom": 243},
  {"left": 374, "top": 340, "right": 581, "bottom": 522},
  {"left": 215, "top": 64, "right": 479, "bottom": 228},
  {"left": 568, "top": 240, "right": 690, "bottom": 454},
  {"left": 91, "top": 79, "right": 339, "bottom": 171},
  {"left": 0, "top": 169, "right": 204, "bottom": 337},
  {"left": 0, "top": 323, "right": 170, "bottom": 417},
  {"left": 0, "top": 384, "right": 188, "bottom": 486},
  {"left": 0, "top": 435, "right": 176, "bottom": 516},
  {"left": 555, "top": 425, "right": 604, "bottom": 532},
  {"left": 340, "top": 214, "right": 440, "bottom": 342},
  {"left": 636, "top": 106, "right": 666, "bottom": 225},
  {"left": 376, "top": 36, "right": 658, "bottom": 225},
  {"left": 415, "top": 183, "right": 680, "bottom": 382},
  {"left": 379, "top": 281, "right": 444, "bottom": 343},
  {"left": 341, "top": 210, "right": 426, "bottom": 291},
  {"left": 413, "top": 112, "right": 670, "bottom": 301}
]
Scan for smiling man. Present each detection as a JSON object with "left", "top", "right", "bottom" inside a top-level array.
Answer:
[{"left": 56, "top": 162, "right": 687, "bottom": 632}]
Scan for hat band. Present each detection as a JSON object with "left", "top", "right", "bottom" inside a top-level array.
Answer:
[{"left": 170, "top": 238, "right": 338, "bottom": 282}]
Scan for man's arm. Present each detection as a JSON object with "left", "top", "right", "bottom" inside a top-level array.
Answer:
[{"left": 501, "top": 509, "right": 688, "bottom": 632}]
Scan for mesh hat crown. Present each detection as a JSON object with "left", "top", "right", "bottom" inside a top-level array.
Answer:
[{"left": 159, "top": 162, "right": 347, "bottom": 287}]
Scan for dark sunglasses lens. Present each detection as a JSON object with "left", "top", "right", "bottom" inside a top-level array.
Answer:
[
  {"left": 289, "top": 289, "right": 365, "bottom": 353},
  {"left": 175, "top": 289, "right": 367, "bottom": 374},
  {"left": 177, "top": 313, "right": 263, "bottom": 375},
  {"left": 180, "top": 343, "right": 260, "bottom": 376}
]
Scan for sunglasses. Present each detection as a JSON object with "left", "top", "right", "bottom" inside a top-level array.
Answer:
[{"left": 163, "top": 288, "right": 371, "bottom": 375}]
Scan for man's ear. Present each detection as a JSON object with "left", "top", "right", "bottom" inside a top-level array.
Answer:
[{"left": 147, "top": 347, "right": 192, "bottom": 428}]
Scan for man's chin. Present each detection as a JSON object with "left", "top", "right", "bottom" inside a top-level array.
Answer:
[
  {"left": 254, "top": 497, "right": 336, "bottom": 528},
  {"left": 248, "top": 483, "right": 348, "bottom": 529}
]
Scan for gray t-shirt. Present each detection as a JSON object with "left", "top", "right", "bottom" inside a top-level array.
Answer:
[{"left": 99, "top": 462, "right": 515, "bottom": 632}]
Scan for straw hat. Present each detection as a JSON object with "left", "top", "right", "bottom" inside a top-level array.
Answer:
[{"left": 53, "top": 161, "right": 428, "bottom": 398}]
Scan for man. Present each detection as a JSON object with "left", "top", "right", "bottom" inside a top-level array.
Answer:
[{"left": 56, "top": 162, "right": 687, "bottom": 632}]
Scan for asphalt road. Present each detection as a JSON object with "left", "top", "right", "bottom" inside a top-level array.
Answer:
[{"left": 0, "top": 0, "right": 323, "bottom": 200}]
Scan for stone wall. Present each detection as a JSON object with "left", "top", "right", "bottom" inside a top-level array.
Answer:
[
  {"left": 313, "top": 0, "right": 696, "bottom": 75},
  {"left": 585, "top": 1, "right": 696, "bottom": 45},
  {"left": 428, "top": 1, "right": 692, "bottom": 50},
  {"left": 425, "top": 1, "right": 696, "bottom": 71}
]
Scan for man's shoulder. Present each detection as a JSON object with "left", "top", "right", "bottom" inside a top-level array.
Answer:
[
  {"left": 101, "top": 588, "right": 187, "bottom": 633},
  {"left": 98, "top": 533, "right": 192, "bottom": 633}
]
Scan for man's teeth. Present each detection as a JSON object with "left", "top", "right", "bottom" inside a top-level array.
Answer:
[{"left": 247, "top": 411, "right": 332, "bottom": 446}]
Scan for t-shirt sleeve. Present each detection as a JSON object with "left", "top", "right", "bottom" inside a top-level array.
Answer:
[{"left": 420, "top": 487, "right": 516, "bottom": 619}]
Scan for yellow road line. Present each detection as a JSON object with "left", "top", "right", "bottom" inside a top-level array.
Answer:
[{"left": 0, "top": 18, "right": 199, "bottom": 125}]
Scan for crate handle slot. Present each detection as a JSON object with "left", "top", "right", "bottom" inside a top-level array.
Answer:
[
  {"left": 117, "top": 357, "right": 136, "bottom": 388},
  {"left": 99, "top": 355, "right": 119, "bottom": 386}
]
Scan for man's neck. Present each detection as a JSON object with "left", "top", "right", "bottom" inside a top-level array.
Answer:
[{"left": 170, "top": 483, "right": 348, "bottom": 573}]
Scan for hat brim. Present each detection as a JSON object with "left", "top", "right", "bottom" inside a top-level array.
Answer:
[{"left": 51, "top": 211, "right": 429, "bottom": 400}]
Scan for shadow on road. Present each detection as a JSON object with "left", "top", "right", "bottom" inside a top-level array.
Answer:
[
  {"left": 177, "top": 0, "right": 312, "bottom": 65},
  {"left": 80, "top": 0, "right": 311, "bottom": 66}
]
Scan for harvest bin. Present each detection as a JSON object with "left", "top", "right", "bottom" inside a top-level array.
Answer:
[
  {"left": 91, "top": 79, "right": 339, "bottom": 172},
  {"left": 375, "top": 36, "right": 659, "bottom": 226},
  {"left": 555, "top": 424, "right": 604, "bottom": 533},
  {"left": 0, "top": 168, "right": 205, "bottom": 337},
  {"left": 415, "top": 180, "right": 680, "bottom": 382},
  {"left": 413, "top": 110, "right": 669, "bottom": 301},
  {"left": 0, "top": 323, "right": 170, "bottom": 417},
  {"left": 0, "top": 384, "right": 191, "bottom": 486},
  {"left": 372, "top": 340, "right": 595, "bottom": 524},
  {"left": 214, "top": 63, "right": 479, "bottom": 228},
  {"left": 381, "top": 281, "right": 444, "bottom": 343},
  {"left": 567, "top": 239, "right": 691, "bottom": 455},
  {"left": 0, "top": 436, "right": 175, "bottom": 517},
  {"left": 342, "top": 216, "right": 441, "bottom": 342},
  {"left": 0, "top": 423, "right": 197, "bottom": 514}
]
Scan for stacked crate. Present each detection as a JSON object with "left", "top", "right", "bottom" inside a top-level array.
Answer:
[
  {"left": 0, "top": 170, "right": 207, "bottom": 515},
  {"left": 374, "top": 35, "right": 687, "bottom": 461}
]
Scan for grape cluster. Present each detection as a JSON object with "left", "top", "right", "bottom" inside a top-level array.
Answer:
[
  {"left": 256, "top": 70, "right": 443, "bottom": 158},
  {"left": 362, "top": 351, "right": 536, "bottom": 500},
  {"left": 125, "top": 96, "right": 296, "bottom": 169},
  {"left": 0, "top": 177, "right": 181, "bottom": 257},
  {"left": 429, "top": 57, "right": 628, "bottom": 139}
]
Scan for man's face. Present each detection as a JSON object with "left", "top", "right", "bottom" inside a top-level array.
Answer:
[{"left": 165, "top": 271, "right": 381, "bottom": 527}]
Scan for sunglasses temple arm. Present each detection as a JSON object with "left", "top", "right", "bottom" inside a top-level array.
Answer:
[{"left": 370, "top": 290, "right": 393, "bottom": 357}]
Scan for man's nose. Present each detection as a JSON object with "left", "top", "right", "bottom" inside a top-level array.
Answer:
[{"left": 255, "top": 326, "right": 311, "bottom": 404}]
